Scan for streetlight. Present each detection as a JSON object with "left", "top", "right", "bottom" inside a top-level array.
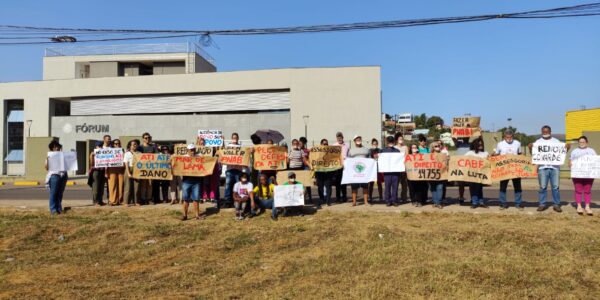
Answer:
[
  {"left": 26, "top": 120, "right": 32, "bottom": 137},
  {"left": 302, "top": 115, "right": 309, "bottom": 141},
  {"left": 507, "top": 118, "right": 512, "bottom": 130}
]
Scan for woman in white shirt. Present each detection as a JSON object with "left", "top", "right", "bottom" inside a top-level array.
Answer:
[
  {"left": 465, "top": 138, "right": 489, "bottom": 209},
  {"left": 123, "top": 139, "right": 142, "bottom": 206},
  {"left": 570, "top": 136, "right": 597, "bottom": 216}
]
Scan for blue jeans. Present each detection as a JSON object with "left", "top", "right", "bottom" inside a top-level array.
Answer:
[
  {"left": 182, "top": 180, "right": 201, "bottom": 202},
  {"left": 255, "top": 198, "right": 278, "bottom": 219},
  {"left": 49, "top": 174, "right": 67, "bottom": 214},
  {"left": 384, "top": 173, "right": 400, "bottom": 205},
  {"left": 538, "top": 168, "right": 560, "bottom": 206},
  {"left": 469, "top": 183, "right": 484, "bottom": 206},
  {"left": 499, "top": 178, "right": 522, "bottom": 206},
  {"left": 224, "top": 169, "right": 242, "bottom": 201},
  {"left": 429, "top": 181, "right": 444, "bottom": 205}
]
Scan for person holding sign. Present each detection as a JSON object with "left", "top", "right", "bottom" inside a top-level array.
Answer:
[
  {"left": 528, "top": 125, "right": 570, "bottom": 212},
  {"left": 334, "top": 132, "right": 349, "bottom": 202},
  {"left": 380, "top": 136, "right": 401, "bottom": 207},
  {"left": 180, "top": 144, "right": 204, "bottom": 221},
  {"left": 45, "top": 140, "right": 68, "bottom": 215},
  {"left": 233, "top": 172, "right": 254, "bottom": 221},
  {"left": 224, "top": 132, "right": 243, "bottom": 207},
  {"left": 252, "top": 174, "right": 278, "bottom": 220},
  {"left": 347, "top": 135, "right": 372, "bottom": 206},
  {"left": 394, "top": 133, "right": 410, "bottom": 203},
  {"left": 89, "top": 141, "right": 106, "bottom": 206},
  {"left": 106, "top": 139, "right": 125, "bottom": 206},
  {"left": 465, "top": 138, "right": 489, "bottom": 209},
  {"left": 315, "top": 139, "right": 335, "bottom": 208},
  {"left": 124, "top": 139, "right": 142, "bottom": 206},
  {"left": 429, "top": 142, "right": 447, "bottom": 209},
  {"left": 569, "top": 136, "right": 596, "bottom": 216},
  {"left": 407, "top": 143, "right": 429, "bottom": 207},
  {"left": 492, "top": 129, "right": 524, "bottom": 210},
  {"left": 369, "top": 138, "right": 383, "bottom": 203}
]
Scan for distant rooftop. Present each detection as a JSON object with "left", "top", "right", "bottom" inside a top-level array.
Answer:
[{"left": 44, "top": 42, "right": 214, "bottom": 64}]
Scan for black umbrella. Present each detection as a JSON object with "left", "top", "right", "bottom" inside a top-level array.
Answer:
[{"left": 254, "top": 129, "right": 284, "bottom": 144}]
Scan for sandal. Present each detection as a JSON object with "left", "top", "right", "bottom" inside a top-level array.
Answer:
[
  {"left": 585, "top": 206, "right": 593, "bottom": 216},
  {"left": 577, "top": 206, "right": 584, "bottom": 215}
]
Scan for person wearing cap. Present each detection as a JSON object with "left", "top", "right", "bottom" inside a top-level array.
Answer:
[
  {"left": 315, "top": 138, "right": 335, "bottom": 208},
  {"left": 106, "top": 138, "right": 125, "bottom": 205},
  {"left": 89, "top": 140, "right": 106, "bottom": 206},
  {"left": 380, "top": 136, "right": 401, "bottom": 206},
  {"left": 333, "top": 132, "right": 349, "bottom": 202},
  {"left": 233, "top": 172, "right": 254, "bottom": 220},
  {"left": 180, "top": 144, "right": 204, "bottom": 221},
  {"left": 347, "top": 135, "right": 372, "bottom": 206},
  {"left": 492, "top": 129, "right": 524, "bottom": 210}
]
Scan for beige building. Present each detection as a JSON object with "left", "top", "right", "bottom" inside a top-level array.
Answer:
[{"left": 0, "top": 43, "right": 381, "bottom": 179}]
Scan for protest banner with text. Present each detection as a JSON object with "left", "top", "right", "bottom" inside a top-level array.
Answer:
[
  {"left": 276, "top": 170, "right": 314, "bottom": 187},
  {"left": 217, "top": 147, "right": 251, "bottom": 166},
  {"left": 94, "top": 148, "right": 124, "bottom": 168},
  {"left": 133, "top": 153, "right": 172, "bottom": 180},
  {"left": 405, "top": 153, "right": 448, "bottom": 181},
  {"left": 451, "top": 116, "right": 481, "bottom": 138},
  {"left": 531, "top": 142, "right": 567, "bottom": 165},
  {"left": 309, "top": 146, "right": 343, "bottom": 171},
  {"left": 489, "top": 154, "right": 538, "bottom": 181},
  {"left": 377, "top": 152, "right": 405, "bottom": 173},
  {"left": 448, "top": 155, "right": 492, "bottom": 184},
  {"left": 341, "top": 158, "right": 378, "bottom": 184},
  {"left": 274, "top": 184, "right": 305, "bottom": 207},
  {"left": 197, "top": 130, "right": 223, "bottom": 147},
  {"left": 48, "top": 151, "right": 78, "bottom": 172},
  {"left": 171, "top": 155, "right": 217, "bottom": 177},
  {"left": 174, "top": 144, "right": 214, "bottom": 157},
  {"left": 253, "top": 145, "right": 287, "bottom": 170},
  {"left": 571, "top": 155, "right": 600, "bottom": 179}
]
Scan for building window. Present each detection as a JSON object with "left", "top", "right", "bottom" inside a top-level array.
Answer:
[{"left": 4, "top": 99, "right": 24, "bottom": 165}]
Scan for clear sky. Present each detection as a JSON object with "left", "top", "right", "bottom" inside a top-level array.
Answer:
[{"left": 1, "top": 0, "right": 599, "bottom": 134}]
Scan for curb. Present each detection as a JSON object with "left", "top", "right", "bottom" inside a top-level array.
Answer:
[{"left": 13, "top": 181, "right": 40, "bottom": 186}]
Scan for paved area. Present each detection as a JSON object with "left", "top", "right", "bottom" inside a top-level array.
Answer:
[{"left": 1, "top": 179, "right": 598, "bottom": 216}]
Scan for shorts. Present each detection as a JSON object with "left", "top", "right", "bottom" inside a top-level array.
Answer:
[
  {"left": 351, "top": 183, "right": 368, "bottom": 189},
  {"left": 182, "top": 181, "right": 200, "bottom": 202}
]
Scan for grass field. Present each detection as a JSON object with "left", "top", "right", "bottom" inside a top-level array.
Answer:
[{"left": 1, "top": 207, "right": 599, "bottom": 299}]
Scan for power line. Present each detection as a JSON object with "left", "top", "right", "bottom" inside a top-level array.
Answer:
[{"left": 0, "top": 2, "right": 599, "bottom": 45}]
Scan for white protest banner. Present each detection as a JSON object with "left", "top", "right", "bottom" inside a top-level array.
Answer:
[
  {"left": 274, "top": 184, "right": 305, "bottom": 207},
  {"left": 571, "top": 155, "right": 600, "bottom": 179},
  {"left": 94, "top": 148, "right": 124, "bottom": 168},
  {"left": 377, "top": 152, "right": 405, "bottom": 173},
  {"left": 48, "top": 151, "right": 78, "bottom": 172},
  {"left": 532, "top": 142, "right": 567, "bottom": 165},
  {"left": 341, "top": 157, "right": 377, "bottom": 184},
  {"left": 197, "top": 130, "right": 223, "bottom": 147}
]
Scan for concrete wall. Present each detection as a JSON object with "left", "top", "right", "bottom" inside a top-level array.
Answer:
[
  {"left": 193, "top": 53, "right": 217, "bottom": 73},
  {"left": 154, "top": 61, "right": 186, "bottom": 75},
  {"left": 90, "top": 62, "right": 119, "bottom": 78},
  {"left": 1, "top": 66, "right": 381, "bottom": 176}
]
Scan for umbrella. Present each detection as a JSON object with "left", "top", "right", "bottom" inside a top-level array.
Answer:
[{"left": 254, "top": 129, "right": 285, "bottom": 144}]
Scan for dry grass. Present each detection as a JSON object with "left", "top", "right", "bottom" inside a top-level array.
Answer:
[{"left": 1, "top": 207, "right": 599, "bottom": 299}]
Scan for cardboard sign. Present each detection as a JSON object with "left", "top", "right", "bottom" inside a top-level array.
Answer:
[
  {"left": 404, "top": 153, "right": 448, "bottom": 181},
  {"left": 341, "top": 158, "right": 378, "bottom": 184},
  {"left": 531, "top": 142, "right": 567, "bottom": 165},
  {"left": 171, "top": 155, "right": 217, "bottom": 177},
  {"left": 448, "top": 156, "right": 492, "bottom": 184},
  {"left": 133, "top": 153, "right": 172, "bottom": 180},
  {"left": 309, "top": 146, "right": 343, "bottom": 171},
  {"left": 94, "top": 148, "right": 124, "bottom": 168},
  {"left": 197, "top": 130, "right": 223, "bottom": 147},
  {"left": 451, "top": 116, "right": 481, "bottom": 138},
  {"left": 377, "top": 152, "right": 405, "bottom": 173},
  {"left": 48, "top": 151, "right": 78, "bottom": 172},
  {"left": 253, "top": 145, "right": 287, "bottom": 170},
  {"left": 217, "top": 147, "right": 251, "bottom": 166},
  {"left": 490, "top": 154, "right": 538, "bottom": 181},
  {"left": 174, "top": 144, "right": 214, "bottom": 157},
  {"left": 571, "top": 155, "right": 600, "bottom": 179},
  {"left": 276, "top": 170, "right": 314, "bottom": 187},
  {"left": 274, "top": 184, "right": 305, "bottom": 207}
]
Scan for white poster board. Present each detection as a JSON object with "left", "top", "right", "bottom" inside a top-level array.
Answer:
[
  {"left": 341, "top": 157, "right": 378, "bottom": 184},
  {"left": 48, "top": 151, "right": 78, "bottom": 172},
  {"left": 377, "top": 152, "right": 406, "bottom": 173},
  {"left": 94, "top": 148, "right": 124, "bottom": 168},
  {"left": 532, "top": 142, "right": 567, "bottom": 165},
  {"left": 571, "top": 155, "right": 600, "bottom": 179},
  {"left": 274, "top": 184, "right": 305, "bottom": 207},
  {"left": 197, "top": 129, "right": 223, "bottom": 147}
]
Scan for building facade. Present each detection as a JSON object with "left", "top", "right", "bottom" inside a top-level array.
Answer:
[{"left": 0, "top": 43, "right": 381, "bottom": 178}]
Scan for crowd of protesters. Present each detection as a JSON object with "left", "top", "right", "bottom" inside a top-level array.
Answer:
[{"left": 45, "top": 125, "right": 596, "bottom": 218}]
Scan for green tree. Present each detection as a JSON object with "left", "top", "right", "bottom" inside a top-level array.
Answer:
[
  {"left": 426, "top": 116, "right": 445, "bottom": 129},
  {"left": 414, "top": 113, "right": 427, "bottom": 128}
]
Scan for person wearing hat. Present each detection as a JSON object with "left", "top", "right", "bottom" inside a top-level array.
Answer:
[
  {"left": 315, "top": 138, "right": 335, "bottom": 208},
  {"left": 347, "top": 135, "right": 372, "bottom": 206},
  {"left": 181, "top": 144, "right": 204, "bottom": 221},
  {"left": 89, "top": 140, "right": 106, "bottom": 206},
  {"left": 492, "top": 129, "right": 524, "bottom": 210},
  {"left": 282, "top": 171, "right": 304, "bottom": 217},
  {"left": 333, "top": 132, "right": 349, "bottom": 202}
]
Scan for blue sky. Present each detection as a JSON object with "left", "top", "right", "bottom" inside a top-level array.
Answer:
[{"left": 1, "top": 0, "right": 599, "bottom": 134}]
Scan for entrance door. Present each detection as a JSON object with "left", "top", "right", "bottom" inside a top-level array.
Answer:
[{"left": 76, "top": 141, "right": 87, "bottom": 175}]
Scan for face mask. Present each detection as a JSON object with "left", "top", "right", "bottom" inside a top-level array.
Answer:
[
  {"left": 241, "top": 178, "right": 247, "bottom": 183},
  {"left": 542, "top": 134, "right": 551, "bottom": 139},
  {"left": 288, "top": 179, "right": 295, "bottom": 184},
  {"left": 356, "top": 141, "right": 362, "bottom": 146}
]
